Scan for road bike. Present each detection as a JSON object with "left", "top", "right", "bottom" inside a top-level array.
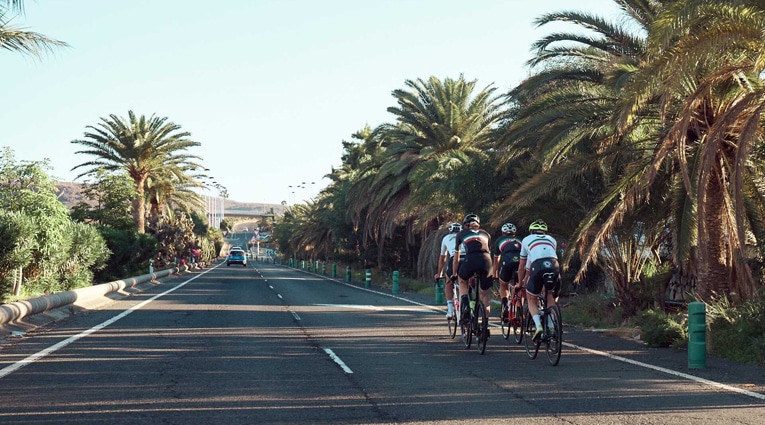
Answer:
[
  {"left": 455, "top": 272, "right": 489, "bottom": 355},
  {"left": 446, "top": 277, "right": 460, "bottom": 339},
  {"left": 500, "top": 271, "right": 526, "bottom": 344},
  {"left": 522, "top": 279, "right": 562, "bottom": 366}
]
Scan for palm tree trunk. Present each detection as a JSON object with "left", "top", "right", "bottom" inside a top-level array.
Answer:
[
  {"left": 134, "top": 178, "right": 146, "bottom": 234},
  {"left": 696, "top": 170, "right": 729, "bottom": 301}
]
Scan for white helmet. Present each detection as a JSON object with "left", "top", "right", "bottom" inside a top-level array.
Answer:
[
  {"left": 501, "top": 222, "right": 516, "bottom": 234},
  {"left": 448, "top": 222, "right": 462, "bottom": 232}
]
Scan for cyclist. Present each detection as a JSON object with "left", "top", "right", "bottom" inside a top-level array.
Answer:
[
  {"left": 451, "top": 214, "right": 493, "bottom": 331},
  {"left": 517, "top": 219, "right": 561, "bottom": 341},
  {"left": 492, "top": 222, "right": 522, "bottom": 324},
  {"left": 434, "top": 222, "right": 464, "bottom": 318}
]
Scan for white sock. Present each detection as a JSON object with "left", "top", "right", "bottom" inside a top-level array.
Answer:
[{"left": 533, "top": 314, "right": 542, "bottom": 328}]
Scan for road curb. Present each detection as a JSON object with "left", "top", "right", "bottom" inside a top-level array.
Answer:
[{"left": 0, "top": 263, "right": 207, "bottom": 336}]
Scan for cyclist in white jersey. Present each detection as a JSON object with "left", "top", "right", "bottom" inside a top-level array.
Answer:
[
  {"left": 435, "top": 222, "right": 464, "bottom": 318},
  {"left": 517, "top": 219, "right": 561, "bottom": 340}
]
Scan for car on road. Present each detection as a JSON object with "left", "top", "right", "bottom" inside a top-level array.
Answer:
[
  {"left": 227, "top": 249, "right": 247, "bottom": 267},
  {"left": 242, "top": 227, "right": 248, "bottom": 232}
]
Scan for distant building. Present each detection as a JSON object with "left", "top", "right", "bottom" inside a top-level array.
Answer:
[{"left": 203, "top": 194, "right": 224, "bottom": 229}]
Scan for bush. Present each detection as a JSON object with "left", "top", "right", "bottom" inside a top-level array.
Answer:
[
  {"left": 707, "top": 295, "right": 765, "bottom": 365},
  {"left": 563, "top": 293, "right": 625, "bottom": 328},
  {"left": 636, "top": 308, "right": 686, "bottom": 348}
]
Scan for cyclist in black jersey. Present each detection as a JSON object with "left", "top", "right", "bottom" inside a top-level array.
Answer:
[
  {"left": 451, "top": 214, "right": 494, "bottom": 329},
  {"left": 492, "top": 222, "right": 522, "bottom": 324}
]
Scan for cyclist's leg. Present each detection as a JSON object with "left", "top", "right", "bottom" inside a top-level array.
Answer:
[
  {"left": 445, "top": 258, "right": 455, "bottom": 316},
  {"left": 526, "top": 261, "right": 545, "bottom": 336},
  {"left": 457, "top": 260, "right": 472, "bottom": 321}
]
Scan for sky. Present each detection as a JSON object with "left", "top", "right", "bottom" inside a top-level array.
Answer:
[{"left": 3, "top": 0, "right": 623, "bottom": 205}]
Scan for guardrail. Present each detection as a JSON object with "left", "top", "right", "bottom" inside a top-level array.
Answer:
[{"left": 0, "top": 263, "right": 206, "bottom": 327}]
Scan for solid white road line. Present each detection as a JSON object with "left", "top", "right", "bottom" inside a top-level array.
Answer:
[
  {"left": 324, "top": 348, "right": 353, "bottom": 374},
  {"left": 0, "top": 264, "right": 220, "bottom": 380},
  {"left": 289, "top": 265, "right": 765, "bottom": 401},
  {"left": 568, "top": 343, "right": 765, "bottom": 401}
]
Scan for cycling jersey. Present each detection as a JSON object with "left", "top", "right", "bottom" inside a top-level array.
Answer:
[
  {"left": 455, "top": 228, "right": 493, "bottom": 290},
  {"left": 440, "top": 233, "right": 465, "bottom": 277},
  {"left": 494, "top": 235, "right": 522, "bottom": 283},
  {"left": 519, "top": 233, "right": 557, "bottom": 267},
  {"left": 440, "top": 233, "right": 465, "bottom": 258},
  {"left": 493, "top": 235, "right": 522, "bottom": 260},
  {"left": 455, "top": 228, "right": 491, "bottom": 255}
]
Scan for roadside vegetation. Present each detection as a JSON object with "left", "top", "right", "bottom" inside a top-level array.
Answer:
[
  {"left": 2, "top": 0, "right": 764, "bottom": 364},
  {"left": 273, "top": 1, "right": 765, "bottom": 366}
]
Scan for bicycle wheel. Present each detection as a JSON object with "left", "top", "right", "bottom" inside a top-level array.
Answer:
[
  {"left": 475, "top": 301, "right": 488, "bottom": 355},
  {"left": 512, "top": 303, "right": 524, "bottom": 344},
  {"left": 461, "top": 313, "right": 472, "bottom": 349},
  {"left": 447, "top": 311, "right": 457, "bottom": 339},
  {"left": 500, "top": 303, "right": 510, "bottom": 340},
  {"left": 523, "top": 310, "right": 539, "bottom": 359},
  {"left": 545, "top": 305, "right": 562, "bottom": 366}
]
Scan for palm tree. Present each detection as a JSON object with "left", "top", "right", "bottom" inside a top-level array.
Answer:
[
  {"left": 616, "top": 0, "right": 765, "bottom": 301},
  {"left": 0, "top": 0, "right": 67, "bottom": 58},
  {"left": 345, "top": 75, "right": 505, "bottom": 270},
  {"left": 493, "top": 0, "right": 668, "bottom": 310},
  {"left": 71, "top": 111, "right": 204, "bottom": 234},
  {"left": 145, "top": 157, "right": 207, "bottom": 229}
]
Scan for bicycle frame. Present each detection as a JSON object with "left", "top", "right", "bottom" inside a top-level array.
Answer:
[{"left": 524, "top": 288, "right": 562, "bottom": 366}]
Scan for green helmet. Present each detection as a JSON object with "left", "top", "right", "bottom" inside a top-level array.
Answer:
[{"left": 529, "top": 219, "right": 547, "bottom": 232}]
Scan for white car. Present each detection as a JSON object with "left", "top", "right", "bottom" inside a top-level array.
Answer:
[{"left": 242, "top": 226, "right": 248, "bottom": 232}]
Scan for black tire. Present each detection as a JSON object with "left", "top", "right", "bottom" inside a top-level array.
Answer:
[
  {"left": 476, "top": 301, "right": 488, "bottom": 355},
  {"left": 523, "top": 310, "right": 539, "bottom": 359},
  {"left": 227, "top": 263, "right": 230, "bottom": 267},
  {"left": 461, "top": 314, "right": 472, "bottom": 349},
  {"left": 512, "top": 303, "right": 524, "bottom": 344},
  {"left": 448, "top": 313, "right": 457, "bottom": 339},
  {"left": 500, "top": 306, "right": 510, "bottom": 340},
  {"left": 545, "top": 305, "right": 563, "bottom": 366}
]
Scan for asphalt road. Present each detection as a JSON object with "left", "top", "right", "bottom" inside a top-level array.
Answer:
[{"left": 0, "top": 262, "right": 762, "bottom": 424}]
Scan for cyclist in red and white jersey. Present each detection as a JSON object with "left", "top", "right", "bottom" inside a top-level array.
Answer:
[
  {"left": 517, "top": 219, "right": 561, "bottom": 340},
  {"left": 451, "top": 214, "right": 494, "bottom": 329},
  {"left": 435, "top": 222, "right": 464, "bottom": 318},
  {"left": 492, "top": 222, "right": 522, "bottom": 324}
]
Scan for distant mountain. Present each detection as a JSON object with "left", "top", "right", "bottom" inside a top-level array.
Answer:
[
  {"left": 55, "top": 181, "right": 285, "bottom": 216},
  {"left": 56, "top": 181, "right": 92, "bottom": 208}
]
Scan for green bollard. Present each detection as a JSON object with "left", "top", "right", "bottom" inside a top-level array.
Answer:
[
  {"left": 301, "top": 260, "right": 305, "bottom": 270},
  {"left": 435, "top": 277, "right": 445, "bottom": 304},
  {"left": 346, "top": 266, "right": 352, "bottom": 282},
  {"left": 392, "top": 270, "right": 399, "bottom": 294},
  {"left": 322, "top": 262, "right": 326, "bottom": 275},
  {"left": 332, "top": 263, "right": 337, "bottom": 278},
  {"left": 688, "top": 302, "right": 706, "bottom": 369},
  {"left": 365, "top": 269, "right": 371, "bottom": 288}
]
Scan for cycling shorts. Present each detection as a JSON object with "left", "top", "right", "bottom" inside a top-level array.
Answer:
[
  {"left": 457, "top": 253, "right": 493, "bottom": 290},
  {"left": 526, "top": 257, "right": 560, "bottom": 298},
  {"left": 498, "top": 258, "right": 520, "bottom": 283}
]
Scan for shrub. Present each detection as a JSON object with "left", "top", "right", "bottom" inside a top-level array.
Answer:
[
  {"left": 707, "top": 295, "right": 765, "bottom": 365},
  {"left": 563, "top": 293, "right": 624, "bottom": 328},
  {"left": 636, "top": 308, "right": 686, "bottom": 348}
]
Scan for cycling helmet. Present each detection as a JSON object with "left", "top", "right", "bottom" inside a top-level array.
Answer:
[
  {"left": 529, "top": 219, "right": 547, "bottom": 233},
  {"left": 448, "top": 222, "right": 462, "bottom": 232},
  {"left": 462, "top": 214, "right": 480, "bottom": 225},
  {"left": 501, "top": 222, "right": 516, "bottom": 234}
]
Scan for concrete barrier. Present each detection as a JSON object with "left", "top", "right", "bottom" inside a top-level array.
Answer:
[{"left": 0, "top": 263, "right": 205, "bottom": 327}]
